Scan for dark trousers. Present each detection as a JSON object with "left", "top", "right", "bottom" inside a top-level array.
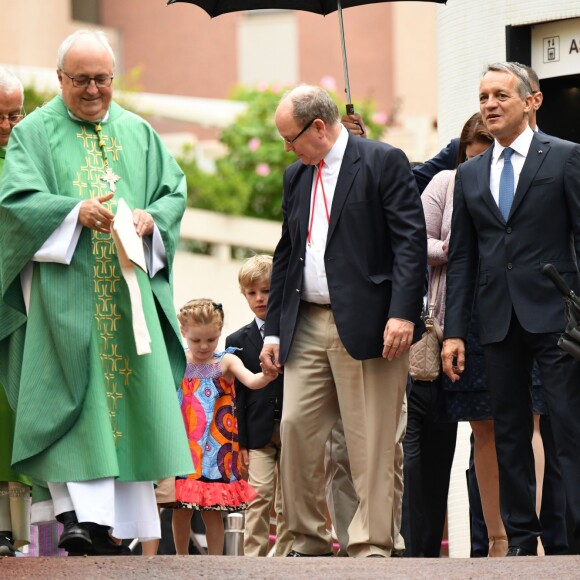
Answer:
[
  {"left": 484, "top": 312, "right": 580, "bottom": 552},
  {"left": 538, "top": 415, "right": 569, "bottom": 554},
  {"left": 401, "top": 380, "right": 457, "bottom": 557}
]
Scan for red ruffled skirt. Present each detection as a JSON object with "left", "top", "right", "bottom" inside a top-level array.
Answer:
[{"left": 175, "top": 478, "right": 257, "bottom": 511}]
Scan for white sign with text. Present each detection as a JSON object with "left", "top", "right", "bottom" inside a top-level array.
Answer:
[{"left": 531, "top": 17, "right": 580, "bottom": 79}]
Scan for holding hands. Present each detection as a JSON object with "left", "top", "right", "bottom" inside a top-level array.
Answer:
[
  {"left": 259, "top": 343, "right": 283, "bottom": 377},
  {"left": 224, "top": 352, "right": 279, "bottom": 390}
]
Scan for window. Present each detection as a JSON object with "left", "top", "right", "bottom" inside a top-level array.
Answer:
[
  {"left": 238, "top": 12, "right": 298, "bottom": 87},
  {"left": 72, "top": 0, "right": 100, "bottom": 24}
]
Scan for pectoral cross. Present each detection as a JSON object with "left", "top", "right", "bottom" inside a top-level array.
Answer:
[{"left": 101, "top": 166, "right": 120, "bottom": 193}]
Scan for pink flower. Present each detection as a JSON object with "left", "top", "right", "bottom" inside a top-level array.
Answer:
[
  {"left": 248, "top": 138, "right": 261, "bottom": 152},
  {"left": 371, "top": 111, "right": 388, "bottom": 125},
  {"left": 256, "top": 163, "right": 271, "bottom": 177},
  {"left": 320, "top": 76, "right": 337, "bottom": 92},
  {"left": 257, "top": 81, "right": 269, "bottom": 92}
]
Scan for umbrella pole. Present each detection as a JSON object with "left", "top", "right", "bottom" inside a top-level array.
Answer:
[{"left": 337, "top": 0, "right": 354, "bottom": 115}]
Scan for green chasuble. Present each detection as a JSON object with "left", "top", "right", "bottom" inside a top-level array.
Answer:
[
  {"left": 0, "top": 147, "right": 31, "bottom": 486},
  {"left": 0, "top": 96, "right": 193, "bottom": 483}
]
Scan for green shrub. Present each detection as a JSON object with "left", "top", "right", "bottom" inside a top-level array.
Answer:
[{"left": 180, "top": 84, "right": 387, "bottom": 222}]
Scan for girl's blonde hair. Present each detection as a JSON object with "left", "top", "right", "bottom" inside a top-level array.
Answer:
[{"left": 178, "top": 298, "right": 224, "bottom": 329}]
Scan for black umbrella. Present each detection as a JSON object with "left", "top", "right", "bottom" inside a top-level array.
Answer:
[
  {"left": 542, "top": 263, "right": 580, "bottom": 360},
  {"left": 167, "top": 0, "right": 447, "bottom": 113}
]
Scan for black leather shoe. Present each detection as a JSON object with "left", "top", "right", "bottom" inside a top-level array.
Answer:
[
  {"left": 86, "top": 523, "right": 131, "bottom": 556},
  {"left": 506, "top": 546, "right": 537, "bottom": 556},
  {"left": 0, "top": 532, "right": 16, "bottom": 557},
  {"left": 56, "top": 511, "right": 92, "bottom": 555},
  {"left": 287, "top": 549, "right": 333, "bottom": 557}
]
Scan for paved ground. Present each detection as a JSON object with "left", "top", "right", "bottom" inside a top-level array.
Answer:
[{"left": 3, "top": 555, "right": 580, "bottom": 579}]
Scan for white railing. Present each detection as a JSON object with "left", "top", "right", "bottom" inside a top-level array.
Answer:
[{"left": 174, "top": 208, "right": 281, "bottom": 343}]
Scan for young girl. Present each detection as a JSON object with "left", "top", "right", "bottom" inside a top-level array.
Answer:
[{"left": 173, "top": 298, "right": 276, "bottom": 556}]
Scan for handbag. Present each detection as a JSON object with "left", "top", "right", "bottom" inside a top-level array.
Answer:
[
  {"left": 409, "top": 262, "right": 444, "bottom": 382},
  {"left": 409, "top": 170, "right": 454, "bottom": 382}
]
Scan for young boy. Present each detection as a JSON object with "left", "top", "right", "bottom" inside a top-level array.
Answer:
[{"left": 225, "top": 255, "right": 292, "bottom": 556}]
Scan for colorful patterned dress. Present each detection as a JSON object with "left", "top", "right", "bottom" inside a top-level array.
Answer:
[{"left": 175, "top": 349, "right": 256, "bottom": 510}]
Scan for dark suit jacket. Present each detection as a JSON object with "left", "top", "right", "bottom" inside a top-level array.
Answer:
[
  {"left": 265, "top": 133, "right": 427, "bottom": 363},
  {"left": 413, "top": 138, "right": 460, "bottom": 193},
  {"left": 226, "top": 321, "right": 284, "bottom": 449},
  {"left": 444, "top": 132, "right": 580, "bottom": 345}
]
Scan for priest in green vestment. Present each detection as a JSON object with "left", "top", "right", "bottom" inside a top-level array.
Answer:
[
  {"left": 0, "top": 30, "right": 193, "bottom": 555},
  {"left": 0, "top": 67, "right": 32, "bottom": 558}
]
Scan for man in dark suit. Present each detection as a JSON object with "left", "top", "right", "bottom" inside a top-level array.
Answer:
[
  {"left": 225, "top": 254, "right": 291, "bottom": 557},
  {"left": 443, "top": 62, "right": 580, "bottom": 556},
  {"left": 260, "top": 85, "right": 426, "bottom": 558}
]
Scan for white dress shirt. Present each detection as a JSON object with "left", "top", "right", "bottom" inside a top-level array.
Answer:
[
  {"left": 489, "top": 126, "right": 534, "bottom": 205},
  {"left": 301, "top": 125, "right": 349, "bottom": 304}
]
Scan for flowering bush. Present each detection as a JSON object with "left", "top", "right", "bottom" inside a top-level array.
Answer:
[{"left": 180, "top": 83, "right": 388, "bottom": 222}]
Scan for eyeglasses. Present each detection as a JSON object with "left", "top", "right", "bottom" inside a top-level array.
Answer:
[
  {"left": 0, "top": 111, "right": 25, "bottom": 125},
  {"left": 61, "top": 70, "right": 114, "bottom": 88},
  {"left": 283, "top": 118, "right": 316, "bottom": 145}
]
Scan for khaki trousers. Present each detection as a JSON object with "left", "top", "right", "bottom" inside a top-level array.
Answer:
[
  {"left": 393, "top": 395, "right": 407, "bottom": 553},
  {"left": 281, "top": 303, "right": 408, "bottom": 557},
  {"left": 0, "top": 482, "right": 30, "bottom": 549},
  {"left": 244, "top": 423, "right": 293, "bottom": 556},
  {"left": 325, "top": 396, "right": 407, "bottom": 555},
  {"left": 325, "top": 418, "right": 358, "bottom": 556}
]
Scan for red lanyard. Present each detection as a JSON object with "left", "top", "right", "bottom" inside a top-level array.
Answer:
[{"left": 307, "top": 160, "right": 330, "bottom": 247}]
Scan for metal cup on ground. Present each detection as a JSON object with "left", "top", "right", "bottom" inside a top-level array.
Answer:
[{"left": 224, "top": 512, "right": 244, "bottom": 556}]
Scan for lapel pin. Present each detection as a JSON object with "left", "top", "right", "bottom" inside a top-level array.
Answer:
[{"left": 538, "top": 149, "right": 543, "bottom": 154}]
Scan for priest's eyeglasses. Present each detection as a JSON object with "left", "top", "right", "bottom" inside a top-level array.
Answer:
[
  {"left": 61, "top": 71, "right": 114, "bottom": 88},
  {"left": 0, "top": 111, "right": 25, "bottom": 125},
  {"left": 283, "top": 118, "right": 316, "bottom": 145}
]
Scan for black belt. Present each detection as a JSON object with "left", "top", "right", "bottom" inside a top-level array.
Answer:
[{"left": 301, "top": 301, "right": 331, "bottom": 309}]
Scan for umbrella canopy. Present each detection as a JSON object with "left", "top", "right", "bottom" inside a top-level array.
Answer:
[
  {"left": 168, "top": 0, "right": 447, "bottom": 111},
  {"left": 543, "top": 263, "right": 580, "bottom": 360},
  {"left": 167, "top": 1, "right": 445, "bottom": 18}
]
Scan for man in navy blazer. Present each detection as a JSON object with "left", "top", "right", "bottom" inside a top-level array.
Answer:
[
  {"left": 260, "top": 85, "right": 426, "bottom": 557},
  {"left": 443, "top": 62, "right": 580, "bottom": 556}
]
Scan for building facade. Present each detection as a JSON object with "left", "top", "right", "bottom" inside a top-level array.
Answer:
[
  {"left": 437, "top": 1, "right": 580, "bottom": 144},
  {"left": 1, "top": 1, "right": 440, "bottom": 161}
]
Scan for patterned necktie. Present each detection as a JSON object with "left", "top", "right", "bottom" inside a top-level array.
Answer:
[
  {"left": 498, "top": 147, "right": 515, "bottom": 221},
  {"left": 259, "top": 324, "right": 265, "bottom": 340}
]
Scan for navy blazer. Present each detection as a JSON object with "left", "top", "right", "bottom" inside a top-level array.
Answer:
[
  {"left": 413, "top": 138, "right": 459, "bottom": 193},
  {"left": 225, "top": 321, "right": 284, "bottom": 450},
  {"left": 444, "top": 132, "right": 580, "bottom": 345},
  {"left": 265, "top": 133, "right": 427, "bottom": 362}
]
